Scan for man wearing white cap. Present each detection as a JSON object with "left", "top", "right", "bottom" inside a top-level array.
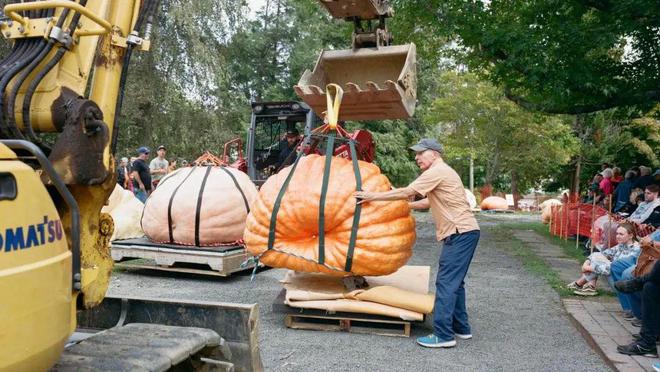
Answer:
[{"left": 355, "top": 138, "right": 480, "bottom": 349}]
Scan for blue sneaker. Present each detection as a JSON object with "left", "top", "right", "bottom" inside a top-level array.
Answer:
[
  {"left": 416, "top": 334, "right": 456, "bottom": 348},
  {"left": 652, "top": 362, "right": 659, "bottom": 372},
  {"left": 455, "top": 333, "right": 472, "bottom": 340}
]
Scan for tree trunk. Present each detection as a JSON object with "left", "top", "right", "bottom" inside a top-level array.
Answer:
[
  {"left": 573, "top": 155, "right": 581, "bottom": 201},
  {"left": 511, "top": 170, "right": 519, "bottom": 210}
]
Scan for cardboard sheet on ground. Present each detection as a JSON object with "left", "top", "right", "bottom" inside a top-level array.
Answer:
[{"left": 281, "top": 265, "right": 434, "bottom": 321}]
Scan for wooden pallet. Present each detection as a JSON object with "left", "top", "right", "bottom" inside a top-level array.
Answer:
[
  {"left": 273, "top": 290, "right": 413, "bottom": 338},
  {"left": 284, "top": 313, "right": 411, "bottom": 338}
]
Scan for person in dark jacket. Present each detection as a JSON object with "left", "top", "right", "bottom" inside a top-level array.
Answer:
[
  {"left": 634, "top": 166, "right": 654, "bottom": 191},
  {"left": 614, "top": 170, "right": 637, "bottom": 213}
]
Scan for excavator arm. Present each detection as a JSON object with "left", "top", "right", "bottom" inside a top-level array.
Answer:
[
  {"left": 0, "top": 0, "right": 153, "bottom": 309},
  {"left": 295, "top": 0, "right": 417, "bottom": 121}
]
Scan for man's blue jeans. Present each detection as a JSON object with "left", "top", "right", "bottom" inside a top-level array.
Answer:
[
  {"left": 433, "top": 229, "right": 480, "bottom": 341},
  {"left": 622, "top": 266, "right": 642, "bottom": 318},
  {"left": 607, "top": 255, "right": 638, "bottom": 314}
]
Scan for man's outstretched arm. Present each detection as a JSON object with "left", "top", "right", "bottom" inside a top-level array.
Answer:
[{"left": 354, "top": 187, "right": 418, "bottom": 203}]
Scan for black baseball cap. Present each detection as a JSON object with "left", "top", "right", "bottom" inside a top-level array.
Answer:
[
  {"left": 286, "top": 128, "right": 300, "bottom": 137},
  {"left": 157, "top": 145, "right": 166, "bottom": 151},
  {"left": 409, "top": 138, "right": 443, "bottom": 153}
]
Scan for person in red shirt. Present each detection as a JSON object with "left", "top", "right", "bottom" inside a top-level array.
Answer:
[
  {"left": 600, "top": 168, "right": 615, "bottom": 195},
  {"left": 600, "top": 168, "right": 615, "bottom": 210}
]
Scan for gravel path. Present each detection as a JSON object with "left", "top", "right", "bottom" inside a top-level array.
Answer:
[{"left": 108, "top": 213, "right": 608, "bottom": 371}]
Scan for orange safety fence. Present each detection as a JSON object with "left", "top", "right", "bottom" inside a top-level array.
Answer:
[{"left": 549, "top": 202, "right": 656, "bottom": 249}]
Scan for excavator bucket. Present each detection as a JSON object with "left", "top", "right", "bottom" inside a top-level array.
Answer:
[{"left": 294, "top": 43, "right": 417, "bottom": 121}]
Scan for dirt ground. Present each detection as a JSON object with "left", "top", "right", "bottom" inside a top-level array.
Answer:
[{"left": 108, "top": 212, "right": 609, "bottom": 371}]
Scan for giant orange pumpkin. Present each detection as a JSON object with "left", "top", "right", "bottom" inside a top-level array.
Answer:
[{"left": 244, "top": 154, "right": 416, "bottom": 276}]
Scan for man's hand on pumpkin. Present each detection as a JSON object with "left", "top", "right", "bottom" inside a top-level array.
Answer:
[{"left": 354, "top": 191, "right": 378, "bottom": 204}]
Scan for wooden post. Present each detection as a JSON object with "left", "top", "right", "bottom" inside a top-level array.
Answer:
[
  {"left": 606, "top": 197, "right": 612, "bottom": 248},
  {"left": 590, "top": 197, "right": 596, "bottom": 254},
  {"left": 559, "top": 205, "right": 564, "bottom": 239},
  {"left": 576, "top": 203, "right": 581, "bottom": 250}
]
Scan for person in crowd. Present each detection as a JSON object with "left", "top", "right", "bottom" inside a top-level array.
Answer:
[
  {"left": 600, "top": 168, "right": 615, "bottom": 209},
  {"left": 587, "top": 174, "right": 604, "bottom": 204},
  {"left": 654, "top": 169, "right": 660, "bottom": 185},
  {"left": 612, "top": 167, "right": 623, "bottom": 188},
  {"left": 614, "top": 230, "right": 660, "bottom": 358},
  {"left": 602, "top": 162, "right": 612, "bottom": 171},
  {"left": 168, "top": 159, "right": 178, "bottom": 173},
  {"left": 614, "top": 170, "right": 637, "bottom": 213},
  {"left": 600, "top": 168, "right": 615, "bottom": 196},
  {"left": 568, "top": 222, "right": 640, "bottom": 296},
  {"left": 629, "top": 184, "right": 660, "bottom": 227},
  {"left": 635, "top": 166, "right": 654, "bottom": 191},
  {"left": 116, "top": 157, "right": 131, "bottom": 190},
  {"left": 149, "top": 145, "right": 169, "bottom": 189},
  {"left": 619, "top": 189, "right": 645, "bottom": 215},
  {"left": 132, "top": 147, "right": 152, "bottom": 203}
]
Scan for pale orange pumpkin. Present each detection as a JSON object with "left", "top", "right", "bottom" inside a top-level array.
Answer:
[
  {"left": 480, "top": 196, "right": 509, "bottom": 210},
  {"left": 142, "top": 166, "right": 258, "bottom": 245},
  {"left": 244, "top": 155, "right": 416, "bottom": 276}
]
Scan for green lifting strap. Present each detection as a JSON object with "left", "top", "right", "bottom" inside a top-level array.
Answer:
[
  {"left": 344, "top": 139, "right": 362, "bottom": 272},
  {"left": 267, "top": 150, "right": 305, "bottom": 251},
  {"left": 317, "top": 133, "right": 335, "bottom": 265}
]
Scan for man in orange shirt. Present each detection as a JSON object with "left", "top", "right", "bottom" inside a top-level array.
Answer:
[{"left": 355, "top": 138, "right": 480, "bottom": 349}]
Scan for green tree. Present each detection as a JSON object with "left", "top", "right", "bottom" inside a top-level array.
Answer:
[
  {"left": 425, "top": 72, "right": 579, "bottom": 193},
  {"left": 395, "top": 0, "right": 660, "bottom": 114}
]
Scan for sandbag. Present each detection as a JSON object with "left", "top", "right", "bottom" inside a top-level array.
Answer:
[
  {"left": 282, "top": 266, "right": 432, "bottom": 320},
  {"left": 245, "top": 154, "right": 416, "bottom": 276},
  {"left": 102, "top": 184, "right": 144, "bottom": 241},
  {"left": 141, "top": 166, "right": 258, "bottom": 245},
  {"left": 481, "top": 196, "right": 509, "bottom": 210},
  {"left": 347, "top": 286, "right": 434, "bottom": 314}
]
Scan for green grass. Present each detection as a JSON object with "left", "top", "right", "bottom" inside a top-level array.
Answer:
[
  {"left": 497, "top": 221, "right": 588, "bottom": 262},
  {"left": 487, "top": 221, "right": 615, "bottom": 298},
  {"left": 488, "top": 225, "right": 574, "bottom": 297}
]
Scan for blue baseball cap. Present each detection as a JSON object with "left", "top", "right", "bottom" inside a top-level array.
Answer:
[
  {"left": 409, "top": 138, "right": 443, "bottom": 153},
  {"left": 137, "top": 146, "right": 150, "bottom": 154}
]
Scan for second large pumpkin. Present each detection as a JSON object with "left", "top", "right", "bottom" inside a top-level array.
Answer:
[{"left": 244, "top": 154, "right": 416, "bottom": 276}]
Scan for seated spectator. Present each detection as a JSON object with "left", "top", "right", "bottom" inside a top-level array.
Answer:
[
  {"left": 588, "top": 174, "right": 604, "bottom": 204},
  {"left": 612, "top": 167, "right": 623, "bottom": 188},
  {"left": 614, "top": 170, "right": 636, "bottom": 213},
  {"left": 619, "top": 189, "right": 645, "bottom": 215},
  {"left": 629, "top": 184, "right": 660, "bottom": 227},
  {"left": 600, "top": 168, "right": 615, "bottom": 198},
  {"left": 634, "top": 166, "right": 654, "bottom": 191},
  {"left": 568, "top": 222, "right": 640, "bottom": 296},
  {"left": 614, "top": 230, "right": 660, "bottom": 358}
]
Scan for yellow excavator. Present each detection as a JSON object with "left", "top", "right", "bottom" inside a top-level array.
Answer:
[{"left": 0, "top": 0, "right": 416, "bottom": 371}]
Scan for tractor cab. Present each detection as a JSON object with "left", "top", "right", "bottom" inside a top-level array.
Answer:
[{"left": 246, "top": 102, "right": 322, "bottom": 186}]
